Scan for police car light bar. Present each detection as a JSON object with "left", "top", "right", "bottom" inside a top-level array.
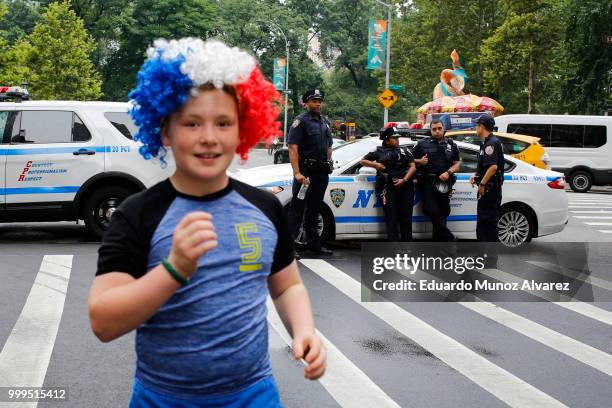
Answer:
[{"left": 0, "top": 86, "right": 30, "bottom": 102}]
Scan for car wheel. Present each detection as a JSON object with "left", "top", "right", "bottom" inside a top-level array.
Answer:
[
  {"left": 84, "top": 186, "right": 132, "bottom": 240},
  {"left": 274, "top": 152, "right": 282, "bottom": 164},
  {"left": 497, "top": 205, "right": 534, "bottom": 247},
  {"left": 569, "top": 170, "right": 592, "bottom": 193}
]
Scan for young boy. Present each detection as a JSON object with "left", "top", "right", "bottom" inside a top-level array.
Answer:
[{"left": 88, "top": 38, "right": 326, "bottom": 407}]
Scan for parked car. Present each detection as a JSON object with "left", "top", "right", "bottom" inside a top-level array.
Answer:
[
  {"left": 446, "top": 131, "right": 550, "bottom": 170},
  {"left": 233, "top": 138, "right": 568, "bottom": 247},
  {"left": 0, "top": 99, "right": 173, "bottom": 239},
  {"left": 494, "top": 114, "right": 612, "bottom": 192}
]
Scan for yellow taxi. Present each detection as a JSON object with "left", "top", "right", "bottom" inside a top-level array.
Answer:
[{"left": 446, "top": 131, "right": 550, "bottom": 169}]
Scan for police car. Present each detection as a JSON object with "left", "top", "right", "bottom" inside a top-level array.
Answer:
[
  {"left": 0, "top": 95, "right": 174, "bottom": 239},
  {"left": 233, "top": 137, "right": 569, "bottom": 247}
]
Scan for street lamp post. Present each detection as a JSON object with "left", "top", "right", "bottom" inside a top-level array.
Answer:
[
  {"left": 375, "top": 0, "right": 392, "bottom": 125},
  {"left": 269, "top": 22, "right": 290, "bottom": 148}
]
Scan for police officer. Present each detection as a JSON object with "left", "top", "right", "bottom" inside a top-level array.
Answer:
[
  {"left": 288, "top": 89, "right": 333, "bottom": 256},
  {"left": 471, "top": 114, "right": 504, "bottom": 242},
  {"left": 360, "top": 126, "right": 416, "bottom": 241},
  {"left": 412, "top": 119, "right": 461, "bottom": 241}
]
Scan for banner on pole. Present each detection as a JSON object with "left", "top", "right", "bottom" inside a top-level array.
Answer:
[
  {"left": 366, "top": 19, "right": 387, "bottom": 70},
  {"left": 273, "top": 58, "right": 286, "bottom": 90}
]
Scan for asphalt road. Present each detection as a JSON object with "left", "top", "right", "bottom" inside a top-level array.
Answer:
[{"left": 1, "top": 150, "right": 611, "bottom": 407}]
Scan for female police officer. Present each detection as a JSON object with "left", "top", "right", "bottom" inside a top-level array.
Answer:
[{"left": 360, "top": 126, "right": 416, "bottom": 241}]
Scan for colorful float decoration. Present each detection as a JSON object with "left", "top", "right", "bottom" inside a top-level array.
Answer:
[{"left": 417, "top": 50, "right": 503, "bottom": 124}]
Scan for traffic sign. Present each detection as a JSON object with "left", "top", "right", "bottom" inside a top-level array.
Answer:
[{"left": 377, "top": 89, "right": 398, "bottom": 109}]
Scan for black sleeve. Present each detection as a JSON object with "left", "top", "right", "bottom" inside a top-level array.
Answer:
[
  {"left": 412, "top": 142, "right": 424, "bottom": 159},
  {"left": 96, "top": 180, "right": 177, "bottom": 279},
  {"left": 363, "top": 150, "right": 379, "bottom": 162},
  {"left": 481, "top": 142, "right": 499, "bottom": 167},
  {"left": 451, "top": 141, "right": 460, "bottom": 162},
  {"left": 287, "top": 116, "right": 305, "bottom": 145},
  {"left": 231, "top": 179, "right": 295, "bottom": 274},
  {"left": 404, "top": 147, "right": 415, "bottom": 164},
  {"left": 97, "top": 202, "right": 148, "bottom": 279}
]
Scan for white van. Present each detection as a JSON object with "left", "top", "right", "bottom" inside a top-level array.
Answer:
[
  {"left": 494, "top": 115, "right": 612, "bottom": 192},
  {"left": 0, "top": 99, "right": 174, "bottom": 239}
]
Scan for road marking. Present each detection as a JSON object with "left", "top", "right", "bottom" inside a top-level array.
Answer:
[
  {"left": 266, "top": 298, "right": 400, "bottom": 408},
  {"left": 0, "top": 255, "right": 73, "bottom": 406},
  {"left": 526, "top": 261, "right": 612, "bottom": 292},
  {"left": 479, "top": 268, "right": 612, "bottom": 326},
  {"left": 300, "top": 259, "right": 567, "bottom": 408},
  {"left": 584, "top": 222, "right": 612, "bottom": 226},
  {"left": 390, "top": 267, "right": 612, "bottom": 377}
]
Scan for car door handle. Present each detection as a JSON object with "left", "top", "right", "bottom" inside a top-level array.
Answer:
[{"left": 73, "top": 148, "right": 96, "bottom": 156}]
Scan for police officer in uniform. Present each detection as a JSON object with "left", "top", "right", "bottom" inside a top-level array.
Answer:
[
  {"left": 412, "top": 119, "right": 461, "bottom": 241},
  {"left": 471, "top": 114, "right": 504, "bottom": 242},
  {"left": 288, "top": 89, "right": 333, "bottom": 256},
  {"left": 360, "top": 126, "right": 416, "bottom": 241}
]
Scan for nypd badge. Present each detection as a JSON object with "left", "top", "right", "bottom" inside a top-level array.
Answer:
[
  {"left": 330, "top": 188, "right": 346, "bottom": 208},
  {"left": 292, "top": 119, "right": 300, "bottom": 128},
  {"left": 485, "top": 145, "right": 494, "bottom": 155}
]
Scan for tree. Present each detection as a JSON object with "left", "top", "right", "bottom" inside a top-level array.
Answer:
[
  {"left": 26, "top": 0, "right": 102, "bottom": 99},
  {"left": 561, "top": 0, "right": 612, "bottom": 114},
  {"left": 481, "top": 0, "right": 562, "bottom": 113},
  {"left": 0, "top": 0, "right": 45, "bottom": 44},
  {"left": 101, "top": 0, "right": 217, "bottom": 100},
  {"left": 391, "top": 0, "right": 504, "bottom": 109}
]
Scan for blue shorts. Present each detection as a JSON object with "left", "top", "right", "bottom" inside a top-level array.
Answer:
[{"left": 129, "top": 376, "right": 284, "bottom": 408}]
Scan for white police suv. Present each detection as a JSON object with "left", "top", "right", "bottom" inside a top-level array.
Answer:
[
  {"left": 0, "top": 96, "right": 173, "bottom": 239},
  {"left": 233, "top": 137, "right": 569, "bottom": 247}
]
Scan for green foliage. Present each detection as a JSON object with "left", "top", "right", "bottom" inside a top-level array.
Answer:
[
  {"left": 26, "top": 0, "right": 102, "bottom": 100},
  {"left": 481, "top": 0, "right": 561, "bottom": 113},
  {"left": 0, "top": 38, "right": 32, "bottom": 85},
  {"left": 101, "top": 0, "right": 217, "bottom": 101},
  {"left": 0, "top": 0, "right": 44, "bottom": 43},
  {"left": 561, "top": 0, "right": 612, "bottom": 114}
]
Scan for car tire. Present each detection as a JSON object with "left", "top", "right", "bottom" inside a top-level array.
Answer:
[
  {"left": 568, "top": 170, "right": 592, "bottom": 193},
  {"left": 274, "top": 152, "right": 282, "bottom": 164},
  {"left": 497, "top": 205, "right": 534, "bottom": 247},
  {"left": 83, "top": 186, "right": 133, "bottom": 240}
]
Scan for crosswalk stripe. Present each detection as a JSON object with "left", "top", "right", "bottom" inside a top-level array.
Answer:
[
  {"left": 526, "top": 261, "right": 612, "bottom": 292},
  {"left": 390, "top": 267, "right": 612, "bottom": 377},
  {"left": 479, "top": 268, "right": 612, "bottom": 326},
  {"left": 0, "top": 255, "right": 72, "bottom": 406},
  {"left": 300, "top": 259, "right": 567, "bottom": 408},
  {"left": 390, "top": 267, "right": 612, "bottom": 376},
  {"left": 266, "top": 298, "right": 400, "bottom": 408}
]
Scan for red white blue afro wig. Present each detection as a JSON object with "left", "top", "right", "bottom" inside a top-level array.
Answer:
[{"left": 129, "top": 38, "right": 282, "bottom": 164}]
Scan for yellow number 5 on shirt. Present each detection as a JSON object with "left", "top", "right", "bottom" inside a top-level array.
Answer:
[{"left": 234, "top": 222, "right": 263, "bottom": 272}]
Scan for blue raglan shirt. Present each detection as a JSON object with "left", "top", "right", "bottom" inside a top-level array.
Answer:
[{"left": 97, "top": 178, "right": 295, "bottom": 398}]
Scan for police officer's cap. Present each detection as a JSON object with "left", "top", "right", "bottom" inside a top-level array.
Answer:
[
  {"left": 476, "top": 114, "right": 496, "bottom": 130},
  {"left": 379, "top": 126, "right": 400, "bottom": 141},
  {"left": 302, "top": 89, "right": 325, "bottom": 103}
]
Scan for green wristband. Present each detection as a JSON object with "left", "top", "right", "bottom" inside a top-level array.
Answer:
[{"left": 161, "top": 258, "right": 190, "bottom": 286}]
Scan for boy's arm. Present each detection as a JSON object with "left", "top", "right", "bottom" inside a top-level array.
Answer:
[
  {"left": 89, "top": 211, "right": 217, "bottom": 342},
  {"left": 88, "top": 267, "right": 181, "bottom": 342},
  {"left": 268, "top": 260, "right": 326, "bottom": 380}
]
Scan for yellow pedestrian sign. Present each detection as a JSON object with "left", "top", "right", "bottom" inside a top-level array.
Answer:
[{"left": 377, "top": 89, "right": 398, "bottom": 109}]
